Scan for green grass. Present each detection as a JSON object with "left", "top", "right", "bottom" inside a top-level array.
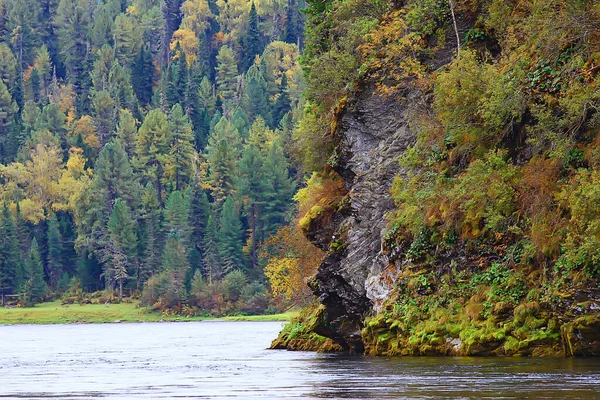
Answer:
[{"left": 0, "top": 300, "right": 297, "bottom": 325}]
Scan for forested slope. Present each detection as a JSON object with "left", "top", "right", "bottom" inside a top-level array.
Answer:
[
  {"left": 273, "top": 0, "right": 600, "bottom": 356},
  {"left": 0, "top": 0, "right": 306, "bottom": 314}
]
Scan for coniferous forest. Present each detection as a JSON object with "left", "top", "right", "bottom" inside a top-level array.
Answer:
[{"left": 0, "top": 0, "right": 307, "bottom": 314}]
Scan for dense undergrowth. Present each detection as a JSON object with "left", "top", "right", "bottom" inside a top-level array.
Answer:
[{"left": 279, "top": 0, "right": 600, "bottom": 356}]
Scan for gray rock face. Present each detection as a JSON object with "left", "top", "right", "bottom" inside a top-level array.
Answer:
[{"left": 312, "top": 83, "right": 420, "bottom": 352}]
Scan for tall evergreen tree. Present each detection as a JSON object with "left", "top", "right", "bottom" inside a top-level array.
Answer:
[
  {"left": 205, "top": 117, "right": 240, "bottom": 207},
  {"left": 23, "top": 237, "right": 46, "bottom": 305},
  {"left": 215, "top": 45, "right": 238, "bottom": 109},
  {"left": 136, "top": 109, "right": 169, "bottom": 202},
  {"left": 188, "top": 181, "right": 210, "bottom": 272},
  {"left": 139, "top": 182, "right": 162, "bottom": 284},
  {"left": 54, "top": 0, "right": 90, "bottom": 86},
  {"left": 131, "top": 45, "right": 155, "bottom": 106},
  {"left": 0, "top": 203, "right": 22, "bottom": 305},
  {"left": 106, "top": 198, "right": 138, "bottom": 298},
  {"left": 202, "top": 213, "right": 221, "bottom": 283},
  {"left": 242, "top": 64, "right": 271, "bottom": 125},
  {"left": 241, "top": 3, "right": 263, "bottom": 72},
  {"left": 165, "top": 104, "right": 196, "bottom": 191},
  {"left": 115, "top": 109, "right": 138, "bottom": 158},
  {"left": 272, "top": 73, "right": 292, "bottom": 127},
  {"left": 165, "top": 190, "right": 191, "bottom": 246},
  {"left": 218, "top": 195, "right": 244, "bottom": 273},
  {"left": 46, "top": 213, "right": 63, "bottom": 289}
]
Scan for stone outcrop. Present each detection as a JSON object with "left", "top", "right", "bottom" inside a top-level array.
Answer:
[{"left": 308, "top": 83, "right": 421, "bottom": 352}]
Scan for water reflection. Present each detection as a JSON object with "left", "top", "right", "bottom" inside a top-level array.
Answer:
[{"left": 0, "top": 322, "right": 598, "bottom": 399}]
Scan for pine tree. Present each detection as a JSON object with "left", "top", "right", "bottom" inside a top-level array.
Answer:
[
  {"left": 139, "top": 182, "right": 163, "bottom": 284},
  {"left": 90, "top": 3, "right": 115, "bottom": 49},
  {"left": 205, "top": 117, "right": 240, "bottom": 207},
  {"left": 160, "top": 232, "right": 190, "bottom": 303},
  {"left": 23, "top": 237, "right": 46, "bottom": 306},
  {"left": 0, "top": 203, "right": 22, "bottom": 305},
  {"left": 46, "top": 213, "right": 63, "bottom": 289},
  {"left": 136, "top": 109, "right": 169, "bottom": 202},
  {"left": 241, "top": 3, "right": 263, "bottom": 73},
  {"left": 262, "top": 143, "right": 295, "bottom": 236},
  {"left": 92, "top": 90, "right": 117, "bottom": 146},
  {"left": 0, "top": 81, "right": 18, "bottom": 163},
  {"left": 272, "top": 73, "right": 292, "bottom": 127},
  {"left": 284, "top": 0, "right": 301, "bottom": 46},
  {"left": 54, "top": 0, "right": 90, "bottom": 85},
  {"left": 188, "top": 181, "right": 210, "bottom": 272},
  {"left": 242, "top": 64, "right": 271, "bottom": 125},
  {"left": 108, "top": 63, "right": 138, "bottom": 114},
  {"left": 164, "top": 190, "right": 192, "bottom": 247},
  {"left": 131, "top": 45, "right": 154, "bottom": 106},
  {"left": 218, "top": 196, "right": 244, "bottom": 273},
  {"left": 162, "top": 232, "right": 190, "bottom": 274},
  {"left": 216, "top": 45, "right": 238, "bottom": 108},
  {"left": 165, "top": 104, "right": 196, "bottom": 191},
  {"left": 231, "top": 107, "right": 250, "bottom": 137},
  {"left": 115, "top": 109, "right": 138, "bottom": 158},
  {"left": 107, "top": 198, "right": 138, "bottom": 299},
  {"left": 202, "top": 213, "right": 221, "bottom": 283}
]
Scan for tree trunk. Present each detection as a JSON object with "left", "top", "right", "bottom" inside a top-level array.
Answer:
[{"left": 119, "top": 279, "right": 123, "bottom": 301}]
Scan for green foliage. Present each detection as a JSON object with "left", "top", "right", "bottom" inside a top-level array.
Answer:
[{"left": 23, "top": 238, "right": 47, "bottom": 305}]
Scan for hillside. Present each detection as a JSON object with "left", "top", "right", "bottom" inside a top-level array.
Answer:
[{"left": 272, "top": 0, "right": 600, "bottom": 356}]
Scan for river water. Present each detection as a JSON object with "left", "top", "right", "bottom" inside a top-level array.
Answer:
[{"left": 0, "top": 321, "right": 599, "bottom": 399}]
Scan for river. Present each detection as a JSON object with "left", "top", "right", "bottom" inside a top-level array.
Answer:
[{"left": 0, "top": 321, "right": 599, "bottom": 399}]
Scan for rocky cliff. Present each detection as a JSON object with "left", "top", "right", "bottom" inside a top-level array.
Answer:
[{"left": 309, "top": 83, "right": 420, "bottom": 352}]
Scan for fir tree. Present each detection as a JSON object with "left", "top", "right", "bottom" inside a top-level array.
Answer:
[
  {"left": 132, "top": 45, "right": 155, "bottom": 106},
  {"left": 165, "top": 190, "right": 191, "bottom": 246},
  {"left": 241, "top": 3, "right": 263, "bottom": 73},
  {"left": 218, "top": 196, "right": 244, "bottom": 273},
  {"left": 136, "top": 109, "right": 170, "bottom": 202},
  {"left": 272, "top": 73, "right": 292, "bottom": 127},
  {"left": 139, "top": 182, "right": 163, "bottom": 284},
  {"left": 115, "top": 109, "right": 138, "bottom": 158},
  {"left": 216, "top": 45, "right": 238, "bottom": 109},
  {"left": 242, "top": 64, "right": 271, "bottom": 126},
  {"left": 165, "top": 104, "right": 196, "bottom": 191},
  {"left": 23, "top": 237, "right": 46, "bottom": 306},
  {"left": 202, "top": 213, "right": 221, "bottom": 283},
  {"left": 0, "top": 203, "right": 22, "bottom": 305},
  {"left": 107, "top": 198, "right": 138, "bottom": 298},
  {"left": 46, "top": 213, "right": 63, "bottom": 289},
  {"left": 205, "top": 117, "right": 240, "bottom": 207}
]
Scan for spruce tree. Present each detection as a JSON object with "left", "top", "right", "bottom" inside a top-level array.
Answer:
[
  {"left": 205, "top": 117, "right": 240, "bottom": 207},
  {"left": 132, "top": 45, "right": 155, "bottom": 106},
  {"left": 284, "top": 0, "right": 300, "bottom": 45},
  {"left": 107, "top": 198, "right": 138, "bottom": 298},
  {"left": 242, "top": 64, "right": 271, "bottom": 125},
  {"left": 165, "top": 104, "right": 196, "bottom": 191},
  {"left": 165, "top": 190, "right": 191, "bottom": 246},
  {"left": 218, "top": 196, "right": 244, "bottom": 273},
  {"left": 115, "top": 109, "right": 138, "bottom": 158},
  {"left": 136, "top": 109, "right": 169, "bottom": 202},
  {"left": 23, "top": 237, "right": 46, "bottom": 306},
  {"left": 92, "top": 90, "right": 117, "bottom": 146},
  {"left": 202, "top": 213, "right": 221, "bottom": 283},
  {"left": 215, "top": 45, "right": 238, "bottom": 108},
  {"left": 0, "top": 203, "right": 22, "bottom": 305},
  {"left": 140, "top": 182, "right": 163, "bottom": 283},
  {"left": 272, "top": 73, "right": 292, "bottom": 127},
  {"left": 188, "top": 182, "right": 210, "bottom": 272},
  {"left": 241, "top": 3, "right": 263, "bottom": 73},
  {"left": 46, "top": 213, "right": 63, "bottom": 289}
]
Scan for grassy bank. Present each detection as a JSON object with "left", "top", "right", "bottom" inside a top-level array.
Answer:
[{"left": 0, "top": 301, "right": 297, "bottom": 325}]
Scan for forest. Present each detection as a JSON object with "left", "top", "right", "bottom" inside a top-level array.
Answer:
[{"left": 0, "top": 0, "right": 311, "bottom": 315}]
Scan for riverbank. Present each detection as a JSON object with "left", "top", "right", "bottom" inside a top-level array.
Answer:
[{"left": 0, "top": 301, "right": 297, "bottom": 325}]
